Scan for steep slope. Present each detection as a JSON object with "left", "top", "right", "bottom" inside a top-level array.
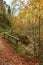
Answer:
[
  {"left": 0, "top": 0, "right": 11, "bottom": 33},
  {"left": 0, "top": 38, "right": 39, "bottom": 65},
  {"left": 0, "top": 14, "right": 11, "bottom": 33}
]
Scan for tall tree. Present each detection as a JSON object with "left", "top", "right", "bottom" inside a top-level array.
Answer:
[{"left": 8, "top": 5, "right": 11, "bottom": 14}]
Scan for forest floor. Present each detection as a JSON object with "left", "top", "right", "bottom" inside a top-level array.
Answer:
[{"left": 0, "top": 38, "right": 39, "bottom": 65}]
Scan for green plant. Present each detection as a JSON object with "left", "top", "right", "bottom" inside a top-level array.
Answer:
[{"left": 18, "top": 44, "right": 26, "bottom": 56}]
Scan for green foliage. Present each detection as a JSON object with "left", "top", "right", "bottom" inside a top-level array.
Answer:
[
  {"left": 0, "top": 4, "right": 5, "bottom": 15},
  {"left": 0, "top": 0, "right": 11, "bottom": 33},
  {"left": 18, "top": 44, "right": 26, "bottom": 55},
  {"left": 0, "top": 15, "right": 11, "bottom": 32}
]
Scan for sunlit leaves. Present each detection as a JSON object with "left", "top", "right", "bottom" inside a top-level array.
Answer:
[{"left": 0, "top": 5, "right": 5, "bottom": 15}]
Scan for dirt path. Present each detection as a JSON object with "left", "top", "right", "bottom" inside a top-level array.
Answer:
[{"left": 0, "top": 38, "right": 39, "bottom": 65}]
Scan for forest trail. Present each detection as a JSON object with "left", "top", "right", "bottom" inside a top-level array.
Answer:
[{"left": 0, "top": 38, "right": 39, "bottom": 65}]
